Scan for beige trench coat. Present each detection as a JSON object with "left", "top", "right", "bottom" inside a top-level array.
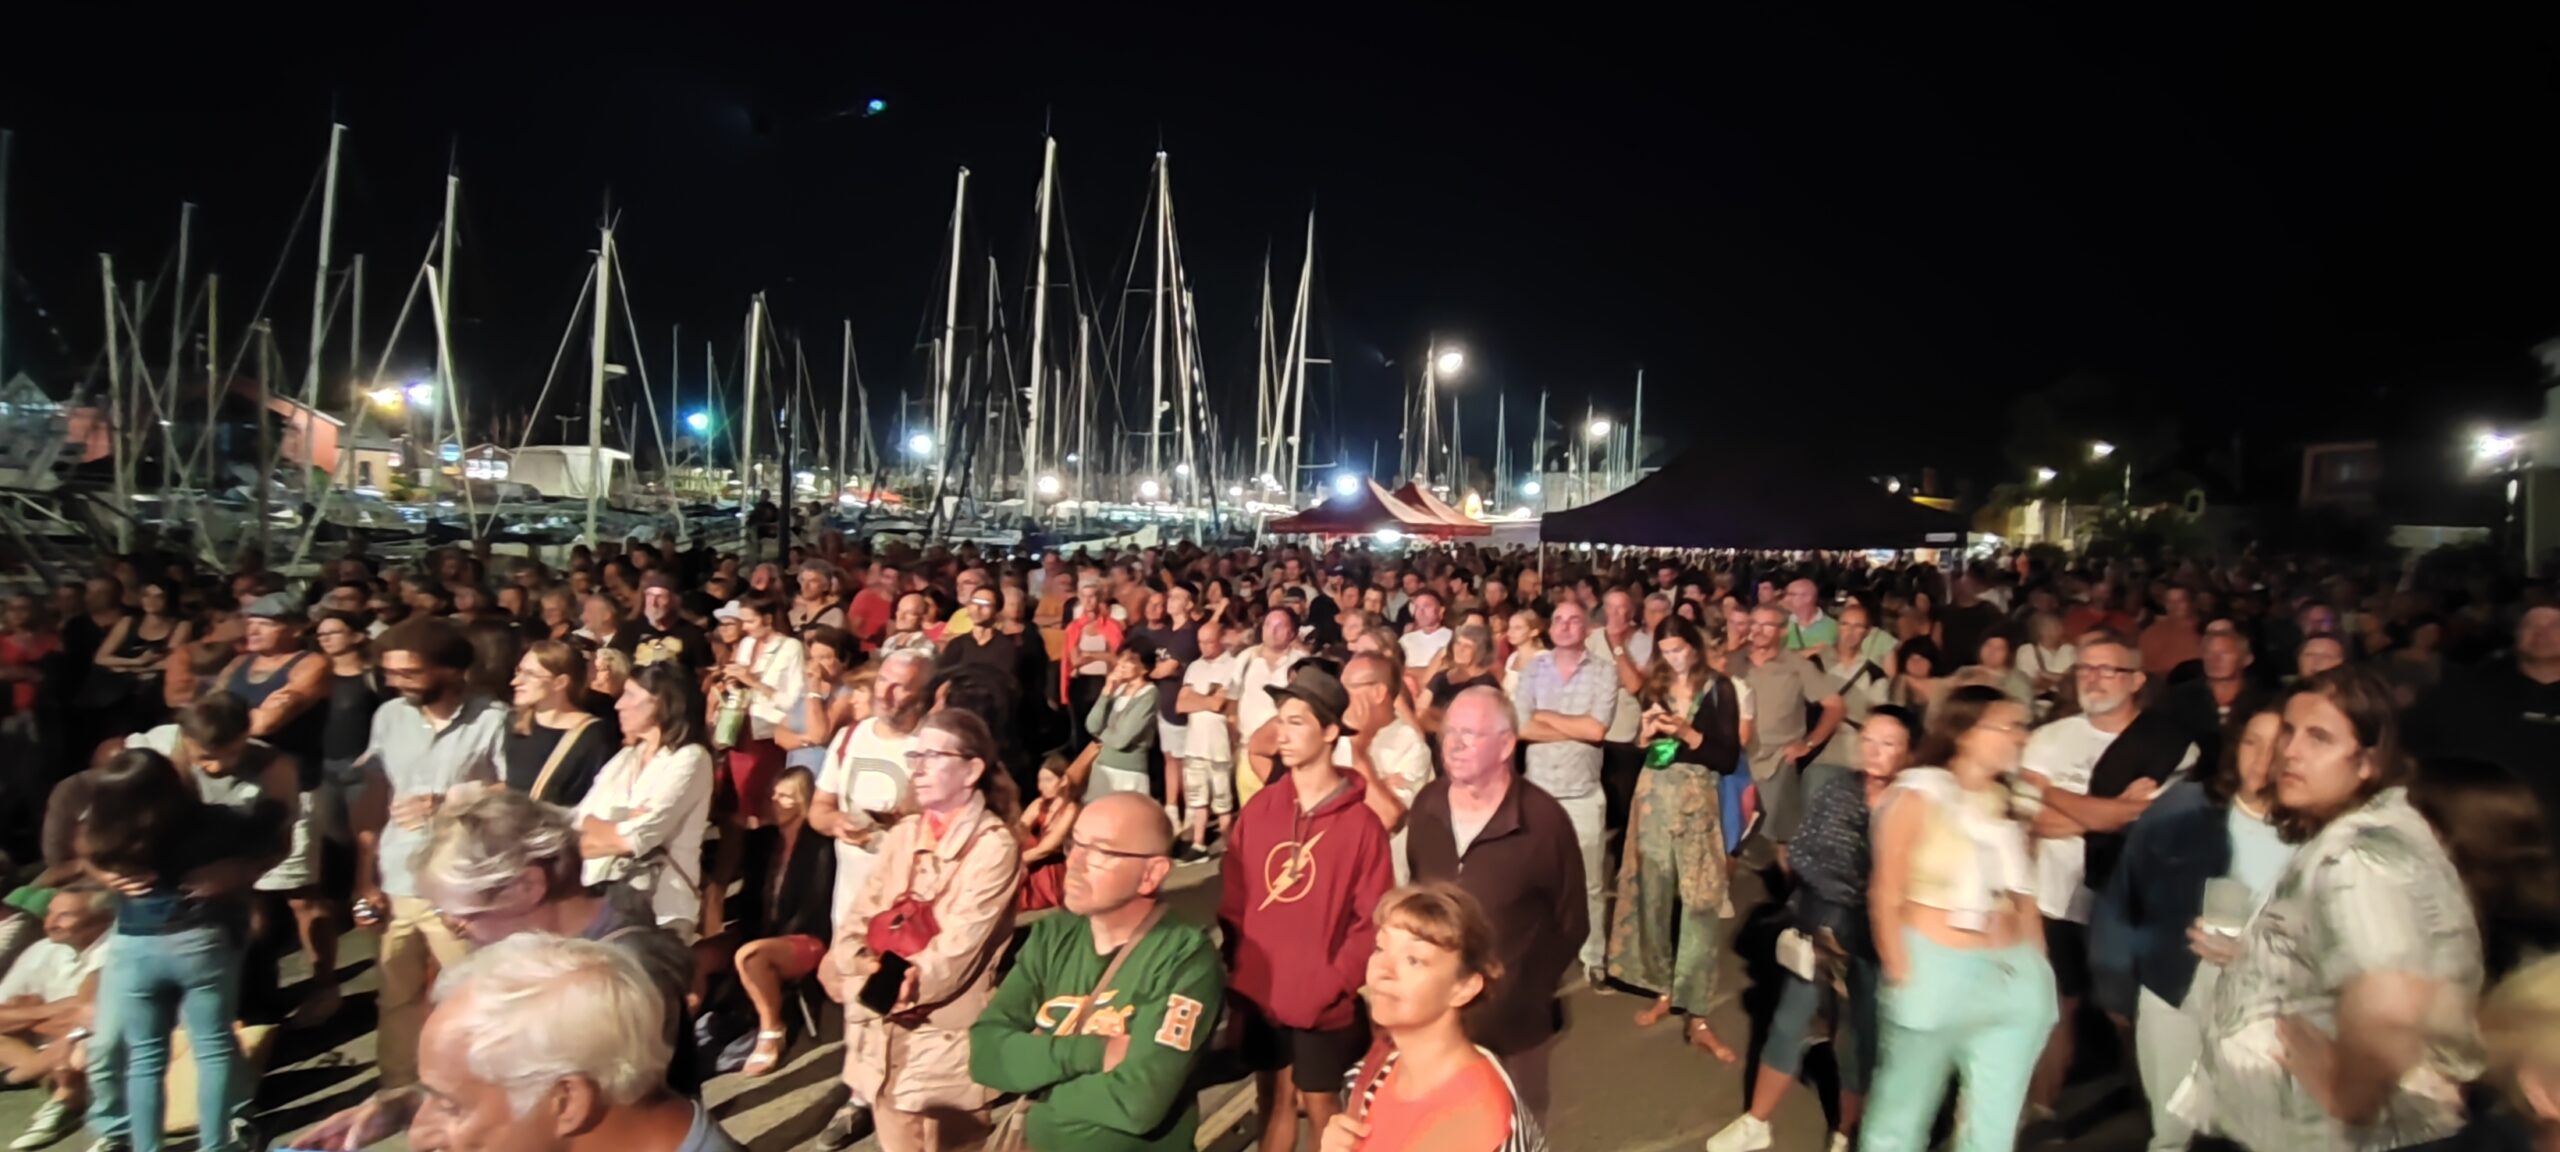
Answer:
[{"left": 833, "top": 793, "right": 1022, "bottom": 1113}]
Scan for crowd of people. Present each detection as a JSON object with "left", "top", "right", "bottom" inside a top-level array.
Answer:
[{"left": 0, "top": 532, "right": 2556, "bottom": 1152}]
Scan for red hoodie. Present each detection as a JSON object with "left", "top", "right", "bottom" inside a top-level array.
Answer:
[{"left": 1219, "top": 768, "right": 1394, "bottom": 1031}]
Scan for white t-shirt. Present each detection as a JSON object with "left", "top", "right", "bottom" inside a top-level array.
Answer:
[
  {"left": 1587, "top": 631, "right": 1654, "bottom": 744},
  {"left": 2019, "top": 643, "right": 2078, "bottom": 684},
  {"left": 1400, "top": 626, "right": 1454, "bottom": 670},
  {"left": 818, "top": 717, "right": 920, "bottom": 923},
  {"left": 2022, "top": 714, "right": 2120, "bottom": 922},
  {"left": 1235, "top": 648, "right": 1303, "bottom": 741},
  {"left": 1181, "top": 651, "right": 1244, "bottom": 763},
  {"left": 0, "top": 936, "right": 110, "bottom": 1002},
  {"left": 1335, "top": 718, "right": 1434, "bottom": 808}
]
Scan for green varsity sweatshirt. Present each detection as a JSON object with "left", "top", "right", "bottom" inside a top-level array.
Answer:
[{"left": 969, "top": 910, "right": 1225, "bottom": 1152}]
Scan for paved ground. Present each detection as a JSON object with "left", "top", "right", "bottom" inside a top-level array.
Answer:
[{"left": 1, "top": 854, "right": 2152, "bottom": 1151}]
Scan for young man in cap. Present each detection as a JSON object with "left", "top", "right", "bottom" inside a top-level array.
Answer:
[{"left": 1217, "top": 665, "right": 1393, "bottom": 1152}]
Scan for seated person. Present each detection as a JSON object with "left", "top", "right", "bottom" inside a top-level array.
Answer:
[
  {"left": 0, "top": 886, "right": 111, "bottom": 1150},
  {"left": 709, "top": 766, "right": 835, "bottom": 1077}
]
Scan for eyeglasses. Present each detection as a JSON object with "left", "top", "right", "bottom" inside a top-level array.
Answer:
[
  {"left": 901, "top": 748, "right": 970, "bottom": 765},
  {"left": 1067, "top": 837, "right": 1164, "bottom": 864}
]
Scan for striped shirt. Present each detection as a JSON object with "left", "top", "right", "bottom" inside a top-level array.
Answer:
[{"left": 2183, "top": 787, "right": 2483, "bottom": 1151}]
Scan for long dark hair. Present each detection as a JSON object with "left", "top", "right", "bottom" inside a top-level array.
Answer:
[
  {"left": 2201, "top": 698, "right": 2286, "bottom": 808},
  {"left": 627, "top": 663, "right": 705, "bottom": 750},
  {"left": 1639, "top": 617, "right": 1712, "bottom": 711},
  {"left": 78, "top": 749, "right": 202, "bottom": 877},
  {"left": 2411, "top": 757, "right": 2560, "bottom": 977}
]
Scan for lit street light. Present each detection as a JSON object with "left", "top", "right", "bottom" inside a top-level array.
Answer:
[
  {"left": 2090, "top": 440, "right": 2130, "bottom": 505},
  {"left": 406, "top": 382, "right": 435, "bottom": 407},
  {"left": 1334, "top": 474, "right": 1360, "bottom": 497},
  {"left": 1228, "top": 485, "right": 1245, "bottom": 498},
  {"left": 368, "top": 387, "right": 404, "bottom": 408},
  {"left": 2090, "top": 440, "right": 2115, "bottom": 459},
  {"left": 2035, "top": 467, "right": 2058, "bottom": 484},
  {"left": 1139, "top": 479, "right": 1162, "bottom": 501},
  {"left": 1521, "top": 479, "right": 1541, "bottom": 496},
  {"left": 1435, "top": 348, "right": 1466, "bottom": 377},
  {"left": 1035, "top": 474, "right": 1062, "bottom": 498},
  {"left": 1174, "top": 462, "right": 1192, "bottom": 478},
  {"left": 1587, "top": 418, "right": 1612, "bottom": 440},
  {"left": 2475, "top": 431, "right": 2520, "bottom": 464},
  {"left": 906, "top": 432, "right": 934, "bottom": 457},
  {"left": 685, "top": 411, "right": 711, "bottom": 433}
]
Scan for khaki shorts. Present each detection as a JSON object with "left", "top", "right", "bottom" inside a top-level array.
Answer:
[{"left": 1182, "top": 756, "right": 1234, "bottom": 815}]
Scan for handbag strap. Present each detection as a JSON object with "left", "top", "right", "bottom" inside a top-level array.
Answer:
[
  {"left": 527, "top": 715, "right": 598, "bottom": 802},
  {"left": 1053, "top": 904, "right": 1167, "bottom": 1036}
]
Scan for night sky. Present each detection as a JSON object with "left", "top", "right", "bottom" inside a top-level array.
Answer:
[{"left": 7, "top": 8, "right": 2560, "bottom": 497}]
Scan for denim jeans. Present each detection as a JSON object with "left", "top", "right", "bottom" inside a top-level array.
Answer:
[
  {"left": 1553, "top": 789, "right": 1609, "bottom": 970},
  {"left": 1862, "top": 930, "right": 2056, "bottom": 1152},
  {"left": 1764, "top": 953, "right": 1881, "bottom": 1094},
  {"left": 92, "top": 924, "right": 249, "bottom": 1152}
]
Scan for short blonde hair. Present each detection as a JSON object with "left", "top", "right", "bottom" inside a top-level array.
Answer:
[
  {"left": 431, "top": 934, "right": 666, "bottom": 1115},
  {"left": 2481, "top": 953, "right": 2560, "bottom": 1114}
]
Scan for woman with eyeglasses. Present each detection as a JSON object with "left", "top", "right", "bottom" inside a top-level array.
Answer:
[
  {"left": 1861, "top": 684, "right": 2054, "bottom": 1152},
  {"left": 312, "top": 609, "right": 386, "bottom": 898},
  {"left": 834, "top": 709, "right": 1022, "bottom": 1151},
  {"left": 502, "top": 640, "right": 617, "bottom": 806}
]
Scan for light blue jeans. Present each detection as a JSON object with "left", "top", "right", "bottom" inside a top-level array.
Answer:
[
  {"left": 92, "top": 924, "right": 250, "bottom": 1152},
  {"left": 1861, "top": 929, "right": 2056, "bottom": 1152}
]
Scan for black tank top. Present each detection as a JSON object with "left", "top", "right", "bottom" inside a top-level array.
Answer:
[{"left": 323, "top": 669, "right": 385, "bottom": 763}]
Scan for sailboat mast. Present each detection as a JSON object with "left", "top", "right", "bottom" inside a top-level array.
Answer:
[
  {"left": 1254, "top": 256, "right": 1273, "bottom": 484},
  {"left": 741, "top": 294, "right": 764, "bottom": 542},
  {"left": 1148, "top": 152, "right": 1168, "bottom": 491},
  {"left": 937, "top": 167, "right": 969, "bottom": 472},
  {"left": 1025, "top": 136, "right": 1056, "bottom": 519},
  {"left": 432, "top": 173, "right": 458, "bottom": 480},
  {"left": 1632, "top": 365, "right": 1645, "bottom": 477},
  {"left": 0, "top": 129, "right": 11, "bottom": 384},
  {"left": 1285, "top": 212, "right": 1314, "bottom": 500},
  {"left": 1074, "top": 315, "right": 1091, "bottom": 530},
  {"left": 1494, "top": 391, "right": 1507, "bottom": 509},
  {"left": 1533, "top": 389, "right": 1548, "bottom": 512},
  {"left": 585, "top": 227, "right": 615, "bottom": 548},
  {"left": 298, "top": 123, "right": 347, "bottom": 506},
  {"left": 839, "top": 319, "right": 853, "bottom": 494},
  {"left": 101, "top": 256, "right": 129, "bottom": 551},
  {"left": 162, "top": 203, "right": 193, "bottom": 498}
]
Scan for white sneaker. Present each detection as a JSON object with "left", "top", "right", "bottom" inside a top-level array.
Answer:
[
  {"left": 11, "top": 1097, "right": 78, "bottom": 1151},
  {"left": 1828, "top": 1134, "right": 1851, "bottom": 1152},
  {"left": 1704, "top": 1114, "right": 1773, "bottom": 1152}
]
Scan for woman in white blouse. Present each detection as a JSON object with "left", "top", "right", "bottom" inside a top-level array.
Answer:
[
  {"left": 720, "top": 596, "right": 807, "bottom": 829},
  {"left": 577, "top": 664, "right": 716, "bottom": 941}
]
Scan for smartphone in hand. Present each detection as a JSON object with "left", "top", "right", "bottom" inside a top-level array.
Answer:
[{"left": 858, "top": 951, "right": 914, "bottom": 1015}]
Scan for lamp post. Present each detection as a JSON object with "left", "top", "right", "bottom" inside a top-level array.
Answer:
[
  {"left": 1584, "top": 417, "right": 1611, "bottom": 506},
  {"left": 1421, "top": 340, "right": 1465, "bottom": 486},
  {"left": 2091, "top": 440, "right": 2130, "bottom": 506}
]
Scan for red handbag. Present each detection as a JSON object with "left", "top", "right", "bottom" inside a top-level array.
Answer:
[{"left": 865, "top": 823, "right": 999, "bottom": 958}]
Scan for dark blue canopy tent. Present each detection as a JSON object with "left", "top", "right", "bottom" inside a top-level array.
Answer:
[{"left": 1539, "top": 446, "right": 1967, "bottom": 550}]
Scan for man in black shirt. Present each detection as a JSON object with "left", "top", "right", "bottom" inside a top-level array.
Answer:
[
  {"left": 1141, "top": 584, "right": 1204, "bottom": 805},
  {"left": 612, "top": 572, "right": 711, "bottom": 676},
  {"left": 2410, "top": 604, "right": 2560, "bottom": 841},
  {"left": 1936, "top": 571, "right": 2006, "bottom": 670}
]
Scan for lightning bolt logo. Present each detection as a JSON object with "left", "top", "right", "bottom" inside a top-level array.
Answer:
[{"left": 1260, "top": 831, "right": 1325, "bottom": 910}]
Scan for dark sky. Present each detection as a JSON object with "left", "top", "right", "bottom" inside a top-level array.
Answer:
[{"left": 8, "top": 7, "right": 2560, "bottom": 494}]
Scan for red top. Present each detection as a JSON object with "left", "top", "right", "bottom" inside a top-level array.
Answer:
[
  {"left": 1349, "top": 1041, "right": 1519, "bottom": 1152},
  {"left": 1217, "top": 769, "right": 1392, "bottom": 1031},
  {"left": 846, "top": 589, "right": 894, "bottom": 647},
  {"left": 0, "top": 631, "right": 60, "bottom": 714}
]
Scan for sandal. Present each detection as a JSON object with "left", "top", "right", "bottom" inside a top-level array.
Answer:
[
  {"left": 1633, "top": 996, "right": 1675, "bottom": 1029},
  {"left": 743, "top": 1029, "right": 788, "bottom": 1076},
  {"left": 1686, "top": 1018, "right": 1739, "bottom": 1064}
]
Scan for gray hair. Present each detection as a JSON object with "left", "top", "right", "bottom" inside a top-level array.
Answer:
[
  {"left": 431, "top": 934, "right": 668, "bottom": 1115},
  {"left": 412, "top": 789, "right": 582, "bottom": 906},
  {"left": 878, "top": 647, "right": 932, "bottom": 679},
  {"left": 1453, "top": 623, "right": 1494, "bottom": 661},
  {"left": 1448, "top": 684, "right": 1520, "bottom": 737}
]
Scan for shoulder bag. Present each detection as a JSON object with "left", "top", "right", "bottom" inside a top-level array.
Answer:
[{"left": 986, "top": 905, "right": 1168, "bottom": 1152}]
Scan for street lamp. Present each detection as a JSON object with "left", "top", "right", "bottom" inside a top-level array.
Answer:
[
  {"left": 1333, "top": 473, "right": 1360, "bottom": 497},
  {"left": 685, "top": 411, "right": 711, "bottom": 433},
  {"left": 1139, "top": 479, "right": 1162, "bottom": 501},
  {"left": 906, "top": 432, "right": 934, "bottom": 457},
  {"left": 2034, "top": 467, "right": 2058, "bottom": 484},
  {"left": 406, "top": 382, "right": 435, "bottom": 407},
  {"left": 2091, "top": 441, "right": 2130, "bottom": 505},
  {"left": 1035, "top": 474, "right": 1062, "bottom": 498},
  {"left": 1434, "top": 348, "right": 1466, "bottom": 377},
  {"left": 1173, "top": 462, "right": 1191, "bottom": 478},
  {"left": 1587, "top": 419, "right": 1612, "bottom": 440},
  {"left": 1521, "top": 479, "right": 1541, "bottom": 496},
  {"left": 368, "top": 386, "right": 404, "bottom": 408}
]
